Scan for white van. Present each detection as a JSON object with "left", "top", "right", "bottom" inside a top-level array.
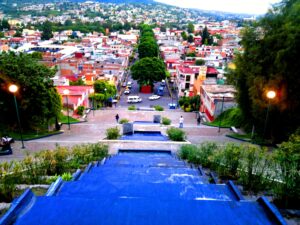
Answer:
[{"left": 127, "top": 96, "right": 142, "bottom": 103}]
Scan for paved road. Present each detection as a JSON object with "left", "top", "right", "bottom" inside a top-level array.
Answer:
[{"left": 118, "top": 74, "right": 178, "bottom": 109}]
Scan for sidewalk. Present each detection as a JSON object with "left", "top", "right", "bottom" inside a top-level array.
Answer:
[{"left": 0, "top": 108, "right": 240, "bottom": 162}]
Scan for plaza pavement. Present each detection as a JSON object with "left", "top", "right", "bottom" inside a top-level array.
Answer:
[{"left": 0, "top": 107, "right": 242, "bottom": 162}]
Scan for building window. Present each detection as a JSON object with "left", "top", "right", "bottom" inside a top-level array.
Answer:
[
  {"left": 185, "top": 83, "right": 190, "bottom": 89},
  {"left": 186, "top": 75, "right": 190, "bottom": 81}
]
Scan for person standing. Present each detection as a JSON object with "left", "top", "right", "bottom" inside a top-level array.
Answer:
[
  {"left": 197, "top": 116, "right": 201, "bottom": 126},
  {"left": 179, "top": 116, "right": 184, "bottom": 128},
  {"left": 115, "top": 114, "right": 119, "bottom": 123}
]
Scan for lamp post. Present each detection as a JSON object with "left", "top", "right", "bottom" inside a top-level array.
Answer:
[
  {"left": 218, "top": 96, "right": 225, "bottom": 133},
  {"left": 90, "top": 88, "right": 95, "bottom": 116},
  {"left": 104, "top": 88, "right": 107, "bottom": 107},
  {"left": 263, "top": 90, "right": 276, "bottom": 139},
  {"left": 9, "top": 84, "right": 25, "bottom": 149},
  {"left": 63, "top": 89, "right": 70, "bottom": 130}
]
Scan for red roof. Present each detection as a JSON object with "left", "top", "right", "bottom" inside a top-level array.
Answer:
[
  {"left": 206, "top": 67, "right": 219, "bottom": 74},
  {"left": 178, "top": 66, "right": 199, "bottom": 74}
]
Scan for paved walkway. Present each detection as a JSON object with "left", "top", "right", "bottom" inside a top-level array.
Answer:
[{"left": 0, "top": 108, "right": 242, "bottom": 162}]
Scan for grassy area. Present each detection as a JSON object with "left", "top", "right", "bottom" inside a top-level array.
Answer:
[
  {"left": 59, "top": 115, "right": 80, "bottom": 123},
  {"left": 204, "top": 108, "right": 243, "bottom": 128},
  {"left": 8, "top": 130, "right": 62, "bottom": 140},
  {"left": 227, "top": 133, "right": 252, "bottom": 141}
]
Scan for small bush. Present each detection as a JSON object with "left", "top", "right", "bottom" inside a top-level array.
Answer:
[
  {"left": 61, "top": 172, "right": 73, "bottom": 181},
  {"left": 162, "top": 117, "right": 171, "bottom": 125},
  {"left": 128, "top": 105, "right": 136, "bottom": 110},
  {"left": 167, "top": 127, "right": 186, "bottom": 141},
  {"left": 179, "top": 145, "right": 196, "bottom": 160},
  {"left": 106, "top": 127, "right": 120, "bottom": 140},
  {"left": 119, "top": 118, "right": 129, "bottom": 124},
  {"left": 76, "top": 106, "right": 85, "bottom": 116},
  {"left": 154, "top": 105, "right": 164, "bottom": 111}
]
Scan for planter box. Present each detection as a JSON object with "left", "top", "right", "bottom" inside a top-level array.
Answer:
[{"left": 140, "top": 85, "right": 152, "bottom": 93}]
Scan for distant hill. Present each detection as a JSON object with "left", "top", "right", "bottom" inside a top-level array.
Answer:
[{"left": 0, "top": 0, "right": 155, "bottom": 4}]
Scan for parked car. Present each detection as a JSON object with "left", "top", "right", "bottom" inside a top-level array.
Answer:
[
  {"left": 124, "top": 89, "right": 131, "bottom": 95},
  {"left": 148, "top": 95, "right": 161, "bottom": 100},
  {"left": 127, "top": 96, "right": 142, "bottom": 103},
  {"left": 127, "top": 81, "right": 132, "bottom": 89}
]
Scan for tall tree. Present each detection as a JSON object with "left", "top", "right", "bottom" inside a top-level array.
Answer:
[
  {"left": 228, "top": 0, "right": 300, "bottom": 142},
  {"left": 201, "top": 26, "right": 212, "bottom": 45},
  {"left": 41, "top": 21, "right": 53, "bottom": 40},
  {"left": 187, "top": 34, "right": 194, "bottom": 43},
  {"left": 131, "top": 57, "right": 166, "bottom": 86},
  {"left": 0, "top": 52, "right": 61, "bottom": 130},
  {"left": 187, "top": 22, "right": 194, "bottom": 34}
]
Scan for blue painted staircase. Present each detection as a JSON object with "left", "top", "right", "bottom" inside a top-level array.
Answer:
[{"left": 0, "top": 150, "right": 286, "bottom": 225}]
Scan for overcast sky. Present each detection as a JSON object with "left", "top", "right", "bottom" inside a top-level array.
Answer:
[{"left": 154, "top": 0, "right": 280, "bottom": 15}]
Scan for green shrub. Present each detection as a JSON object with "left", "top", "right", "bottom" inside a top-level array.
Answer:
[
  {"left": 154, "top": 105, "right": 164, "bottom": 111},
  {"left": 212, "top": 143, "right": 242, "bottom": 178},
  {"left": 238, "top": 145, "right": 273, "bottom": 193},
  {"left": 61, "top": 172, "right": 73, "bottom": 181},
  {"left": 197, "top": 142, "right": 218, "bottom": 167},
  {"left": 162, "top": 117, "right": 171, "bottom": 125},
  {"left": 167, "top": 127, "right": 185, "bottom": 141},
  {"left": 128, "top": 105, "right": 136, "bottom": 110},
  {"left": 46, "top": 174, "right": 59, "bottom": 184},
  {"left": 119, "top": 118, "right": 129, "bottom": 124},
  {"left": 272, "top": 134, "right": 300, "bottom": 208},
  {"left": 106, "top": 127, "right": 120, "bottom": 140},
  {"left": 179, "top": 145, "right": 197, "bottom": 160},
  {"left": 184, "top": 107, "right": 191, "bottom": 112},
  {"left": 76, "top": 106, "right": 85, "bottom": 116}
]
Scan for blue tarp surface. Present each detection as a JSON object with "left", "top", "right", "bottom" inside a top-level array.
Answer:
[{"left": 12, "top": 152, "right": 284, "bottom": 225}]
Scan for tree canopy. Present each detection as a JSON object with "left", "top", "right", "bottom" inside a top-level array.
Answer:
[
  {"left": 41, "top": 21, "right": 53, "bottom": 40},
  {"left": 138, "top": 25, "right": 159, "bottom": 59},
  {"left": 0, "top": 52, "right": 62, "bottom": 131},
  {"left": 201, "top": 26, "right": 213, "bottom": 45},
  {"left": 228, "top": 0, "right": 300, "bottom": 142},
  {"left": 187, "top": 22, "right": 194, "bottom": 34},
  {"left": 130, "top": 57, "right": 166, "bottom": 86}
]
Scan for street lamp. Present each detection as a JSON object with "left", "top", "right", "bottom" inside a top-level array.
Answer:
[
  {"left": 263, "top": 90, "right": 276, "bottom": 139},
  {"left": 63, "top": 89, "right": 70, "bottom": 130},
  {"left": 90, "top": 88, "right": 95, "bottom": 116},
  {"left": 104, "top": 88, "right": 107, "bottom": 107},
  {"left": 8, "top": 84, "right": 25, "bottom": 149},
  {"left": 218, "top": 96, "right": 225, "bottom": 133}
]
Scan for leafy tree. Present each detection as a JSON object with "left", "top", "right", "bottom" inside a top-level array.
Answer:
[
  {"left": 187, "top": 34, "right": 194, "bottom": 43},
  {"left": 138, "top": 25, "right": 158, "bottom": 59},
  {"left": 195, "top": 59, "right": 205, "bottom": 66},
  {"left": 0, "top": 52, "right": 61, "bottom": 130},
  {"left": 0, "top": 19, "right": 10, "bottom": 30},
  {"left": 228, "top": 0, "right": 300, "bottom": 142},
  {"left": 138, "top": 41, "right": 158, "bottom": 58},
  {"left": 41, "top": 21, "right": 53, "bottom": 40},
  {"left": 131, "top": 57, "right": 166, "bottom": 86},
  {"left": 201, "top": 26, "right": 213, "bottom": 45},
  {"left": 187, "top": 22, "right": 194, "bottom": 33},
  {"left": 13, "top": 30, "right": 22, "bottom": 37},
  {"left": 93, "top": 80, "right": 116, "bottom": 99},
  {"left": 181, "top": 31, "right": 188, "bottom": 40}
]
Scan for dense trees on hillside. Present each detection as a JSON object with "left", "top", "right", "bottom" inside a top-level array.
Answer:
[
  {"left": 0, "top": 52, "right": 62, "bottom": 131},
  {"left": 228, "top": 0, "right": 300, "bottom": 143}
]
